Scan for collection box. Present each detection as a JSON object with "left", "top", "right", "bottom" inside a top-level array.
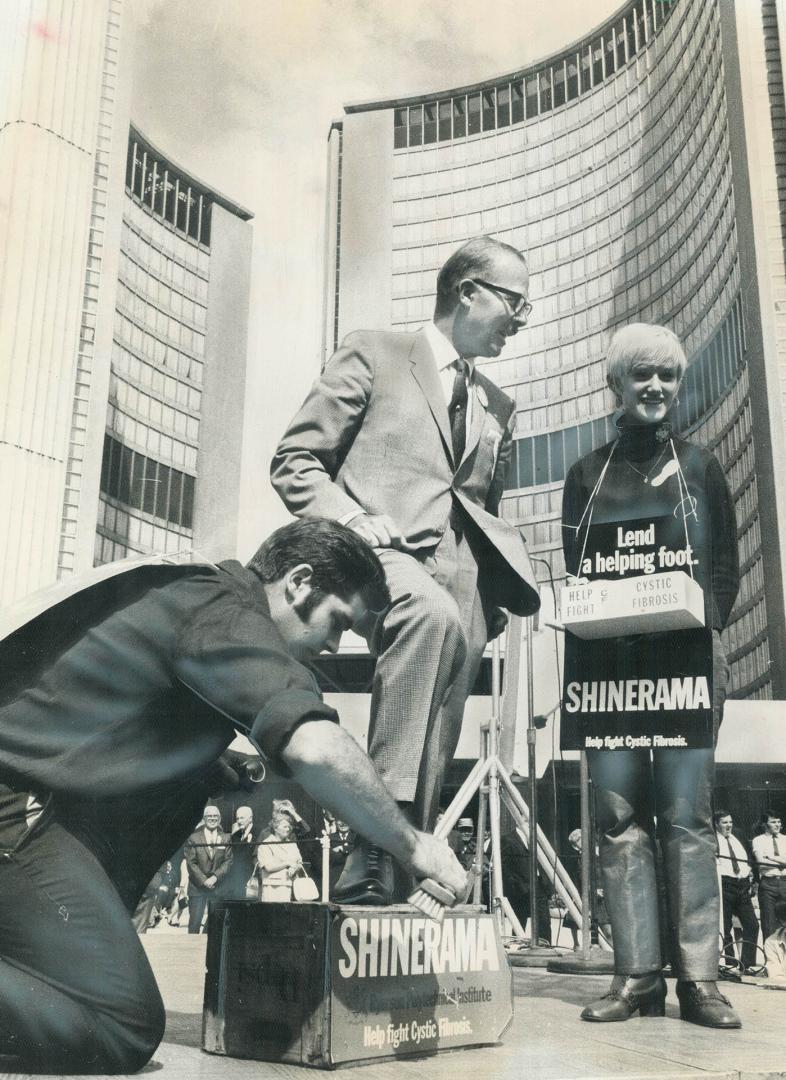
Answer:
[{"left": 560, "top": 569, "right": 704, "bottom": 639}]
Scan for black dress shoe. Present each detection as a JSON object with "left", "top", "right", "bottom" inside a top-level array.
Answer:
[
  {"left": 676, "top": 981, "right": 741, "bottom": 1028},
  {"left": 333, "top": 843, "right": 394, "bottom": 905},
  {"left": 581, "top": 972, "right": 667, "bottom": 1022}
]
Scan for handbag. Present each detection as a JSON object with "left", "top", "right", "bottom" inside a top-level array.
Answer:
[{"left": 292, "top": 866, "right": 319, "bottom": 902}]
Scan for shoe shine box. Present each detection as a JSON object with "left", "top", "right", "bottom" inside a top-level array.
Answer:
[
  {"left": 560, "top": 570, "right": 704, "bottom": 639},
  {"left": 203, "top": 901, "right": 513, "bottom": 1069}
]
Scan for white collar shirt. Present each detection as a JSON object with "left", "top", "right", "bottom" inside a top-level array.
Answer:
[
  {"left": 423, "top": 321, "right": 476, "bottom": 430},
  {"left": 715, "top": 831, "right": 751, "bottom": 879},
  {"left": 752, "top": 831, "right": 786, "bottom": 876}
]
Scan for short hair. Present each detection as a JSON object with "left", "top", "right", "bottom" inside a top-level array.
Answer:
[
  {"left": 247, "top": 518, "right": 390, "bottom": 612},
  {"left": 713, "top": 810, "right": 731, "bottom": 827},
  {"left": 435, "top": 235, "right": 528, "bottom": 317},
  {"left": 760, "top": 809, "right": 782, "bottom": 825},
  {"left": 774, "top": 900, "right": 786, "bottom": 925},
  {"left": 568, "top": 828, "right": 582, "bottom": 846},
  {"left": 606, "top": 323, "right": 687, "bottom": 396}
]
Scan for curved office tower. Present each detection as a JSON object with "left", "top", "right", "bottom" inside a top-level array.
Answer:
[
  {"left": 95, "top": 126, "right": 252, "bottom": 567},
  {"left": 0, "top": 1, "right": 253, "bottom": 605},
  {"left": 323, "top": 0, "right": 786, "bottom": 700}
]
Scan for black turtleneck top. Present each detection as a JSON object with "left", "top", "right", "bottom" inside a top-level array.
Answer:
[{"left": 561, "top": 421, "right": 739, "bottom": 630}]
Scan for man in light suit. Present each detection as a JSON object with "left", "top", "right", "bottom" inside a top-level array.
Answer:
[
  {"left": 272, "top": 236, "right": 540, "bottom": 903},
  {"left": 185, "top": 805, "right": 233, "bottom": 933}
]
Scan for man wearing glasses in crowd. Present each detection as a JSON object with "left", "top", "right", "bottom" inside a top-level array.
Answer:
[{"left": 272, "top": 235, "right": 540, "bottom": 904}]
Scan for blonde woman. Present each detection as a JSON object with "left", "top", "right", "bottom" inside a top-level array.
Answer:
[
  {"left": 562, "top": 324, "right": 740, "bottom": 1029},
  {"left": 256, "top": 801, "right": 303, "bottom": 902}
]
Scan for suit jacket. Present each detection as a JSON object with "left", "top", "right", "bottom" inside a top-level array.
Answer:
[
  {"left": 271, "top": 328, "right": 539, "bottom": 616},
  {"left": 185, "top": 826, "right": 233, "bottom": 893}
]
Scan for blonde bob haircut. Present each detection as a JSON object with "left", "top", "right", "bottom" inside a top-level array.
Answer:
[{"left": 606, "top": 323, "right": 687, "bottom": 399}]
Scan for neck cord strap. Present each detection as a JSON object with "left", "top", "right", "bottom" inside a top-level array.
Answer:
[
  {"left": 669, "top": 440, "right": 696, "bottom": 581},
  {"left": 571, "top": 441, "right": 618, "bottom": 581}
]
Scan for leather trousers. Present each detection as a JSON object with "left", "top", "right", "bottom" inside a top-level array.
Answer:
[
  {"left": 586, "top": 630, "right": 727, "bottom": 981},
  {"left": 587, "top": 746, "right": 718, "bottom": 979}
]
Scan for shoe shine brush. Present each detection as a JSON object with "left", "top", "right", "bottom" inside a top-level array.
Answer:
[{"left": 407, "top": 815, "right": 475, "bottom": 922}]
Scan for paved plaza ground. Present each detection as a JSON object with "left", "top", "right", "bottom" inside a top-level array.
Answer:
[{"left": 3, "top": 926, "right": 784, "bottom": 1080}]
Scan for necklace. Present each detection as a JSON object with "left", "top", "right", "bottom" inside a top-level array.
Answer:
[{"left": 623, "top": 446, "right": 668, "bottom": 484}]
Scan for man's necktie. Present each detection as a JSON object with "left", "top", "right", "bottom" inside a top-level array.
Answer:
[
  {"left": 775, "top": 835, "right": 780, "bottom": 857},
  {"left": 727, "top": 837, "right": 740, "bottom": 875},
  {"left": 449, "top": 358, "right": 469, "bottom": 465}
]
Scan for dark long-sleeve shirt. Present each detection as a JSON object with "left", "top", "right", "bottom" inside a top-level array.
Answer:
[
  {"left": 0, "top": 561, "right": 338, "bottom": 800},
  {"left": 562, "top": 427, "right": 739, "bottom": 630}
]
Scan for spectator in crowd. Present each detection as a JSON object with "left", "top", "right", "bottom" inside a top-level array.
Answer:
[
  {"left": 257, "top": 800, "right": 304, "bottom": 902},
  {"left": 328, "top": 819, "right": 355, "bottom": 898},
  {"left": 455, "top": 818, "right": 477, "bottom": 872},
  {"left": 222, "top": 806, "right": 257, "bottom": 900},
  {"left": 714, "top": 810, "right": 758, "bottom": 973},
  {"left": 496, "top": 830, "right": 552, "bottom": 946},
  {"left": 563, "top": 827, "right": 612, "bottom": 950},
  {"left": 763, "top": 900, "right": 786, "bottom": 984},
  {"left": 131, "top": 858, "right": 179, "bottom": 934},
  {"left": 752, "top": 811, "right": 786, "bottom": 945},
  {"left": 185, "top": 806, "right": 233, "bottom": 933}
]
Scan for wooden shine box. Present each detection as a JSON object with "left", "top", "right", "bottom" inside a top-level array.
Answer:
[
  {"left": 203, "top": 900, "right": 513, "bottom": 1069},
  {"left": 560, "top": 570, "right": 705, "bottom": 639}
]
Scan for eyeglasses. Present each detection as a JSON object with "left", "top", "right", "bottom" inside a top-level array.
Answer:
[{"left": 472, "top": 278, "right": 533, "bottom": 320}]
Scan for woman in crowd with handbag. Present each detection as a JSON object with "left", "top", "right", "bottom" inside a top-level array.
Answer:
[
  {"left": 256, "top": 800, "right": 304, "bottom": 902},
  {"left": 562, "top": 323, "right": 740, "bottom": 1028}
]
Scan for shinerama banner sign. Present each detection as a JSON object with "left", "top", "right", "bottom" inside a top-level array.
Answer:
[{"left": 560, "top": 514, "right": 714, "bottom": 751}]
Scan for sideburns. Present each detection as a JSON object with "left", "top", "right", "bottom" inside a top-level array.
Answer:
[{"left": 293, "top": 588, "right": 325, "bottom": 622}]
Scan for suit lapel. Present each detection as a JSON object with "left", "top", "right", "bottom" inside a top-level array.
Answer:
[{"left": 408, "top": 330, "right": 455, "bottom": 466}]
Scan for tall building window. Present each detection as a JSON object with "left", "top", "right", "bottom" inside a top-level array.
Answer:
[
  {"left": 126, "top": 131, "right": 213, "bottom": 247},
  {"left": 453, "top": 96, "right": 466, "bottom": 137},
  {"left": 438, "top": 100, "right": 452, "bottom": 139},
  {"left": 482, "top": 89, "right": 496, "bottom": 130},
  {"left": 424, "top": 102, "right": 437, "bottom": 144},
  {"left": 497, "top": 85, "right": 511, "bottom": 126},
  {"left": 511, "top": 80, "right": 524, "bottom": 123},
  {"left": 553, "top": 61, "right": 566, "bottom": 108},
  {"left": 467, "top": 92, "right": 482, "bottom": 135},
  {"left": 100, "top": 434, "right": 195, "bottom": 529},
  {"left": 394, "top": 108, "right": 407, "bottom": 148}
]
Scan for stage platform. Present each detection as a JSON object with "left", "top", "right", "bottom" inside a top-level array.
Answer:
[{"left": 6, "top": 932, "right": 784, "bottom": 1080}]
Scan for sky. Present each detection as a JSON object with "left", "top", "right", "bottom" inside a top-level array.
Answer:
[{"left": 130, "top": 0, "right": 623, "bottom": 555}]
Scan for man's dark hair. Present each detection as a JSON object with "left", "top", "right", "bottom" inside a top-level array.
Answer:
[
  {"left": 773, "top": 900, "right": 786, "bottom": 926},
  {"left": 434, "top": 235, "right": 527, "bottom": 318},
  {"left": 713, "top": 810, "right": 731, "bottom": 828},
  {"left": 753, "top": 809, "right": 782, "bottom": 834},
  {"left": 247, "top": 518, "right": 390, "bottom": 612}
]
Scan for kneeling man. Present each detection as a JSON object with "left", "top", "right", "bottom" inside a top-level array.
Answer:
[{"left": 0, "top": 519, "right": 465, "bottom": 1074}]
